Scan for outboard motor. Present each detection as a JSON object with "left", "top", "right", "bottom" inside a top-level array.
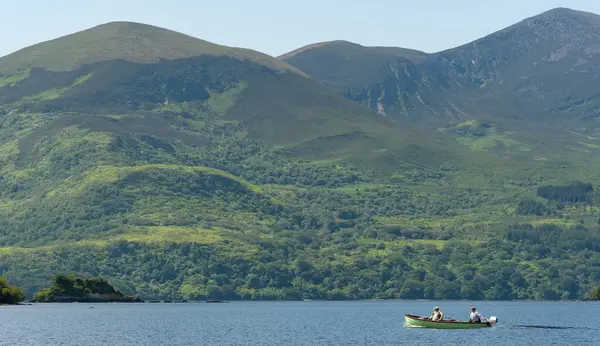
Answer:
[{"left": 488, "top": 316, "right": 498, "bottom": 326}]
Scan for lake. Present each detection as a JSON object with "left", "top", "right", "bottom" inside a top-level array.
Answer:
[{"left": 1, "top": 300, "right": 598, "bottom": 345}]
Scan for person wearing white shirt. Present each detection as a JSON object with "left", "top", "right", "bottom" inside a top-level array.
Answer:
[{"left": 468, "top": 306, "right": 484, "bottom": 323}]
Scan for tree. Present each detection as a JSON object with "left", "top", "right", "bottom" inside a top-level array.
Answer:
[
  {"left": 588, "top": 287, "right": 600, "bottom": 300},
  {"left": 0, "top": 276, "right": 24, "bottom": 304}
]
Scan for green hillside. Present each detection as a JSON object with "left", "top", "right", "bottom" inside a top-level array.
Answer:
[
  {"left": 279, "top": 40, "right": 464, "bottom": 121},
  {"left": 0, "top": 22, "right": 300, "bottom": 75},
  {"left": 281, "top": 8, "right": 600, "bottom": 171},
  {"left": 279, "top": 40, "right": 426, "bottom": 89},
  {"left": 0, "top": 17, "right": 599, "bottom": 301}
]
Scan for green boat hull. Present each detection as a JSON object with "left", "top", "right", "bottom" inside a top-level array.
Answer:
[{"left": 404, "top": 314, "right": 493, "bottom": 329}]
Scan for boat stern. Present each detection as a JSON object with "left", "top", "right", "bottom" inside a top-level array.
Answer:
[{"left": 404, "top": 314, "right": 425, "bottom": 328}]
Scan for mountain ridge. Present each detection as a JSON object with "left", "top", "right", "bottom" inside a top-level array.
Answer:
[
  {"left": 0, "top": 20, "right": 484, "bottom": 177},
  {"left": 280, "top": 6, "right": 600, "bottom": 134},
  {"left": 277, "top": 40, "right": 426, "bottom": 62},
  {"left": 0, "top": 21, "right": 304, "bottom": 76},
  {"left": 280, "top": 7, "right": 600, "bottom": 57}
]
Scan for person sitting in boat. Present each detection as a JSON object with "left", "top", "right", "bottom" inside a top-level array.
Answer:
[
  {"left": 468, "top": 306, "right": 484, "bottom": 323},
  {"left": 429, "top": 306, "right": 443, "bottom": 321}
]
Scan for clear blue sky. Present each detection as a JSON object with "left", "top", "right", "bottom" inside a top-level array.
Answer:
[{"left": 2, "top": 0, "right": 599, "bottom": 58}]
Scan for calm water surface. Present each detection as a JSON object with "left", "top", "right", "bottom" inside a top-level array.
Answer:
[{"left": 1, "top": 301, "right": 598, "bottom": 345}]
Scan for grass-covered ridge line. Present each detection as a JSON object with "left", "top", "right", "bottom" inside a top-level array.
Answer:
[
  {"left": 0, "top": 22, "right": 302, "bottom": 75},
  {"left": 51, "top": 164, "right": 267, "bottom": 197}
]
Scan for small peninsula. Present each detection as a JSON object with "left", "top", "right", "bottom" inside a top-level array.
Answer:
[
  {"left": 33, "top": 275, "right": 143, "bottom": 303},
  {"left": 0, "top": 276, "right": 25, "bottom": 305}
]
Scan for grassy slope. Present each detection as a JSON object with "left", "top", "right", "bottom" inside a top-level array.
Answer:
[
  {"left": 279, "top": 40, "right": 468, "bottom": 122},
  {"left": 0, "top": 22, "right": 302, "bottom": 75},
  {"left": 278, "top": 40, "right": 426, "bottom": 88}
]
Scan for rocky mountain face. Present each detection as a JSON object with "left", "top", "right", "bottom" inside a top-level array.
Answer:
[{"left": 281, "top": 8, "right": 600, "bottom": 129}]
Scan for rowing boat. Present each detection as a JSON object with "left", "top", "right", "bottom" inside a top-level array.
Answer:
[{"left": 404, "top": 314, "right": 498, "bottom": 329}]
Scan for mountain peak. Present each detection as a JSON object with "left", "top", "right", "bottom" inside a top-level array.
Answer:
[
  {"left": 277, "top": 40, "right": 359, "bottom": 60},
  {"left": 539, "top": 7, "right": 598, "bottom": 17},
  {"left": 0, "top": 21, "right": 300, "bottom": 75},
  {"left": 520, "top": 6, "right": 600, "bottom": 30},
  {"left": 438, "top": 6, "right": 600, "bottom": 57},
  {"left": 278, "top": 40, "right": 426, "bottom": 61}
]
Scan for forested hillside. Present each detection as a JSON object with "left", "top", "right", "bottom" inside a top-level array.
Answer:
[{"left": 0, "top": 16, "right": 599, "bottom": 300}]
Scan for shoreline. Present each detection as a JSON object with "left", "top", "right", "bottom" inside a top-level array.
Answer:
[
  {"left": 0, "top": 302, "right": 33, "bottom": 306},
  {"left": 11, "top": 298, "right": 599, "bottom": 305}
]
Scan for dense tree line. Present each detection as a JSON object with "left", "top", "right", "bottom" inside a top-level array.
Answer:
[
  {"left": 3, "top": 221, "right": 600, "bottom": 301},
  {"left": 516, "top": 198, "right": 549, "bottom": 216},
  {"left": 537, "top": 182, "right": 593, "bottom": 204}
]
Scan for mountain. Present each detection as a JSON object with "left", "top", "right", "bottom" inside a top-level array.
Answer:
[
  {"left": 0, "top": 21, "right": 299, "bottom": 74},
  {"left": 279, "top": 40, "right": 426, "bottom": 92},
  {"left": 0, "top": 22, "right": 478, "bottom": 169},
  {"left": 0, "top": 17, "right": 599, "bottom": 301},
  {"left": 280, "top": 8, "right": 600, "bottom": 162}
]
